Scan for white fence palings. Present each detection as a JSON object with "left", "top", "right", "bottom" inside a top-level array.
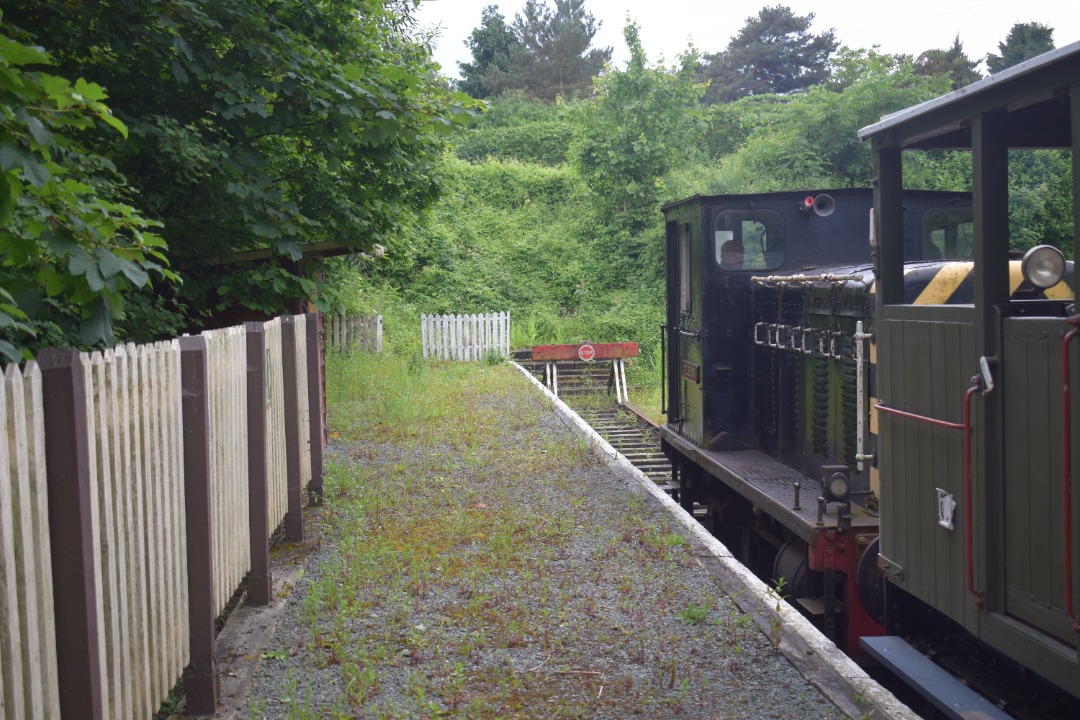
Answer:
[
  {"left": 293, "top": 315, "right": 313, "bottom": 494},
  {"left": 421, "top": 312, "right": 509, "bottom": 361},
  {"left": 1, "top": 362, "right": 61, "bottom": 720},
  {"left": 203, "top": 326, "right": 251, "bottom": 616},
  {"left": 265, "top": 318, "right": 288, "bottom": 532},
  {"left": 327, "top": 314, "right": 382, "bottom": 353},
  {"left": 83, "top": 341, "right": 190, "bottom": 719}
]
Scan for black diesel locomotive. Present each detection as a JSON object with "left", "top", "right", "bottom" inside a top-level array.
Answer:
[{"left": 660, "top": 42, "right": 1080, "bottom": 713}]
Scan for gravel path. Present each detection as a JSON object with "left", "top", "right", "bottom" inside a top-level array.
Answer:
[{"left": 243, "top": 363, "right": 851, "bottom": 719}]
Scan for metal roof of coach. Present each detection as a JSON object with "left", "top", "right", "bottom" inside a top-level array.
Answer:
[{"left": 858, "top": 39, "right": 1080, "bottom": 150}]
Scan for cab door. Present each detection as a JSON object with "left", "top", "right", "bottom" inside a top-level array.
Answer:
[
  {"left": 1001, "top": 313, "right": 1080, "bottom": 644},
  {"left": 677, "top": 221, "right": 704, "bottom": 444}
]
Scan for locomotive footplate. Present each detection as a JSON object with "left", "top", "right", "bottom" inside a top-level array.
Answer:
[{"left": 658, "top": 425, "right": 878, "bottom": 544}]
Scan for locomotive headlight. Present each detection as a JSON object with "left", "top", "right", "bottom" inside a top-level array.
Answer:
[
  {"left": 821, "top": 465, "right": 851, "bottom": 504},
  {"left": 1021, "top": 244, "right": 1066, "bottom": 289},
  {"left": 827, "top": 472, "right": 850, "bottom": 503}
]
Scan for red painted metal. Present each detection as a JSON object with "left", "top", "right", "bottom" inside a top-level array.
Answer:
[
  {"left": 531, "top": 342, "right": 639, "bottom": 361},
  {"left": 876, "top": 402, "right": 965, "bottom": 430},
  {"left": 1062, "top": 316, "right": 1079, "bottom": 630},
  {"left": 809, "top": 528, "right": 885, "bottom": 652}
]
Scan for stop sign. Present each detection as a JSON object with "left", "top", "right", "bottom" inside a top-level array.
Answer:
[{"left": 578, "top": 343, "right": 596, "bottom": 362}]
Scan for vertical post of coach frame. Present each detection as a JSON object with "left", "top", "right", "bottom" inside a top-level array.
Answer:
[
  {"left": 245, "top": 322, "right": 272, "bottom": 606},
  {"left": 281, "top": 316, "right": 304, "bottom": 542},
  {"left": 37, "top": 349, "right": 105, "bottom": 720},
  {"left": 179, "top": 336, "right": 218, "bottom": 713},
  {"left": 971, "top": 110, "right": 1010, "bottom": 608},
  {"left": 306, "top": 313, "right": 325, "bottom": 506}
]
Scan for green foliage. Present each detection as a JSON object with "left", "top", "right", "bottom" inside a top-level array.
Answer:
[
  {"left": 700, "top": 5, "right": 837, "bottom": 104},
  {"left": 570, "top": 22, "right": 705, "bottom": 224},
  {"left": 458, "top": 5, "right": 523, "bottom": 98},
  {"left": 987, "top": 22, "right": 1055, "bottom": 74},
  {"left": 487, "top": 0, "right": 611, "bottom": 101},
  {"left": 1007, "top": 150, "right": 1073, "bottom": 256},
  {"left": 454, "top": 96, "right": 574, "bottom": 165},
  {"left": 914, "top": 35, "right": 981, "bottom": 90},
  {"left": 0, "top": 14, "right": 174, "bottom": 360},
  {"left": 713, "top": 48, "right": 948, "bottom": 190},
  {"left": 5, "top": 0, "right": 480, "bottom": 325}
]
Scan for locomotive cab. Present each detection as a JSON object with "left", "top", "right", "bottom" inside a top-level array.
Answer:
[{"left": 660, "top": 188, "right": 971, "bottom": 650}]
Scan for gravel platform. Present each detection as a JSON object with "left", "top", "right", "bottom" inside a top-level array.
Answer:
[{"left": 232, "top": 362, "right": 899, "bottom": 719}]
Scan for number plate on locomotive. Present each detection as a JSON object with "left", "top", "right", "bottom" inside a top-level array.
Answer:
[{"left": 681, "top": 361, "right": 700, "bottom": 383}]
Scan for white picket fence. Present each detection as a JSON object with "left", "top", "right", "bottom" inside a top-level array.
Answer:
[
  {"left": 202, "top": 325, "right": 251, "bottom": 616},
  {"left": 421, "top": 312, "right": 510, "bottom": 361},
  {"left": 326, "top": 314, "right": 382, "bottom": 353},
  {"left": 0, "top": 312, "right": 321, "bottom": 720},
  {"left": 1, "top": 362, "right": 60, "bottom": 720},
  {"left": 86, "top": 340, "right": 190, "bottom": 720}
]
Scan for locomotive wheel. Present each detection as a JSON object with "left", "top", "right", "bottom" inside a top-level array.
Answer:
[
  {"left": 772, "top": 537, "right": 821, "bottom": 599},
  {"left": 855, "top": 536, "right": 885, "bottom": 626}
]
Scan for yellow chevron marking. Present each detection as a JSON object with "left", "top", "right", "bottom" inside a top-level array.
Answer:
[
  {"left": 1044, "top": 280, "right": 1075, "bottom": 300},
  {"left": 1008, "top": 263, "right": 1025, "bottom": 296},
  {"left": 914, "top": 262, "right": 971, "bottom": 305}
]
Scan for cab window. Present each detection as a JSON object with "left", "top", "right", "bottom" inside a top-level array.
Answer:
[
  {"left": 922, "top": 207, "right": 973, "bottom": 260},
  {"left": 715, "top": 209, "right": 784, "bottom": 270}
]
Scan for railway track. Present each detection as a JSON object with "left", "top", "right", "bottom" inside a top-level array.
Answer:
[{"left": 516, "top": 357, "right": 674, "bottom": 492}]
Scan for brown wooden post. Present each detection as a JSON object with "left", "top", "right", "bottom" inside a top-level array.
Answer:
[
  {"left": 245, "top": 323, "right": 272, "bottom": 606},
  {"left": 281, "top": 317, "right": 304, "bottom": 542},
  {"left": 36, "top": 348, "right": 104, "bottom": 720},
  {"left": 305, "top": 312, "right": 325, "bottom": 506},
  {"left": 179, "top": 336, "right": 218, "bottom": 714}
]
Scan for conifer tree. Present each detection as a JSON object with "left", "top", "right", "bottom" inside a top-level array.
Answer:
[
  {"left": 699, "top": 5, "right": 836, "bottom": 104},
  {"left": 488, "top": 0, "right": 611, "bottom": 101},
  {"left": 986, "top": 22, "right": 1054, "bottom": 73}
]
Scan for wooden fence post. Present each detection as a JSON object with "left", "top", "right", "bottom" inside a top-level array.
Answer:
[
  {"left": 306, "top": 313, "right": 324, "bottom": 506},
  {"left": 244, "top": 323, "right": 272, "bottom": 606},
  {"left": 36, "top": 349, "right": 104, "bottom": 720},
  {"left": 179, "top": 337, "right": 218, "bottom": 714},
  {"left": 281, "top": 317, "right": 304, "bottom": 542}
]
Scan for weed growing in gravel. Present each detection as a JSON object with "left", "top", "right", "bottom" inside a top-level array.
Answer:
[
  {"left": 257, "top": 351, "right": 845, "bottom": 718},
  {"left": 767, "top": 576, "right": 789, "bottom": 652},
  {"left": 677, "top": 604, "right": 709, "bottom": 626}
]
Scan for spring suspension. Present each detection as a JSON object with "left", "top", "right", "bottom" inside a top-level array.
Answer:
[
  {"left": 811, "top": 355, "right": 829, "bottom": 455},
  {"left": 782, "top": 352, "right": 800, "bottom": 451}
]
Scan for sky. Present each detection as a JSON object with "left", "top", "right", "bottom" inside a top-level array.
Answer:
[{"left": 414, "top": 0, "right": 1080, "bottom": 79}]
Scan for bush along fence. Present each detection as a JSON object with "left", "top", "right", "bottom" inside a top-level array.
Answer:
[
  {"left": 0, "top": 313, "right": 325, "bottom": 720},
  {"left": 421, "top": 312, "right": 510, "bottom": 361},
  {"left": 326, "top": 314, "right": 382, "bottom": 353}
]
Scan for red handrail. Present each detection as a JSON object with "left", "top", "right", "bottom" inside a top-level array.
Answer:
[
  {"left": 1063, "top": 317, "right": 1079, "bottom": 631},
  {"left": 875, "top": 403, "right": 965, "bottom": 430}
]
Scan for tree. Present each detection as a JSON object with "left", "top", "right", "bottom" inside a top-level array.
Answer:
[
  {"left": 1, "top": 16, "right": 174, "bottom": 359},
  {"left": 457, "top": 5, "right": 522, "bottom": 98},
  {"left": 714, "top": 48, "right": 951, "bottom": 190},
  {"left": 489, "top": 0, "right": 611, "bottom": 101},
  {"left": 3, "top": 0, "right": 478, "bottom": 333},
  {"left": 914, "top": 35, "right": 981, "bottom": 90},
  {"left": 700, "top": 5, "right": 837, "bottom": 104},
  {"left": 986, "top": 22, "right": 1054, "bottom": 74},
  {"left": 570, "top": 21, "right": 704, "bottom": 284}
]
